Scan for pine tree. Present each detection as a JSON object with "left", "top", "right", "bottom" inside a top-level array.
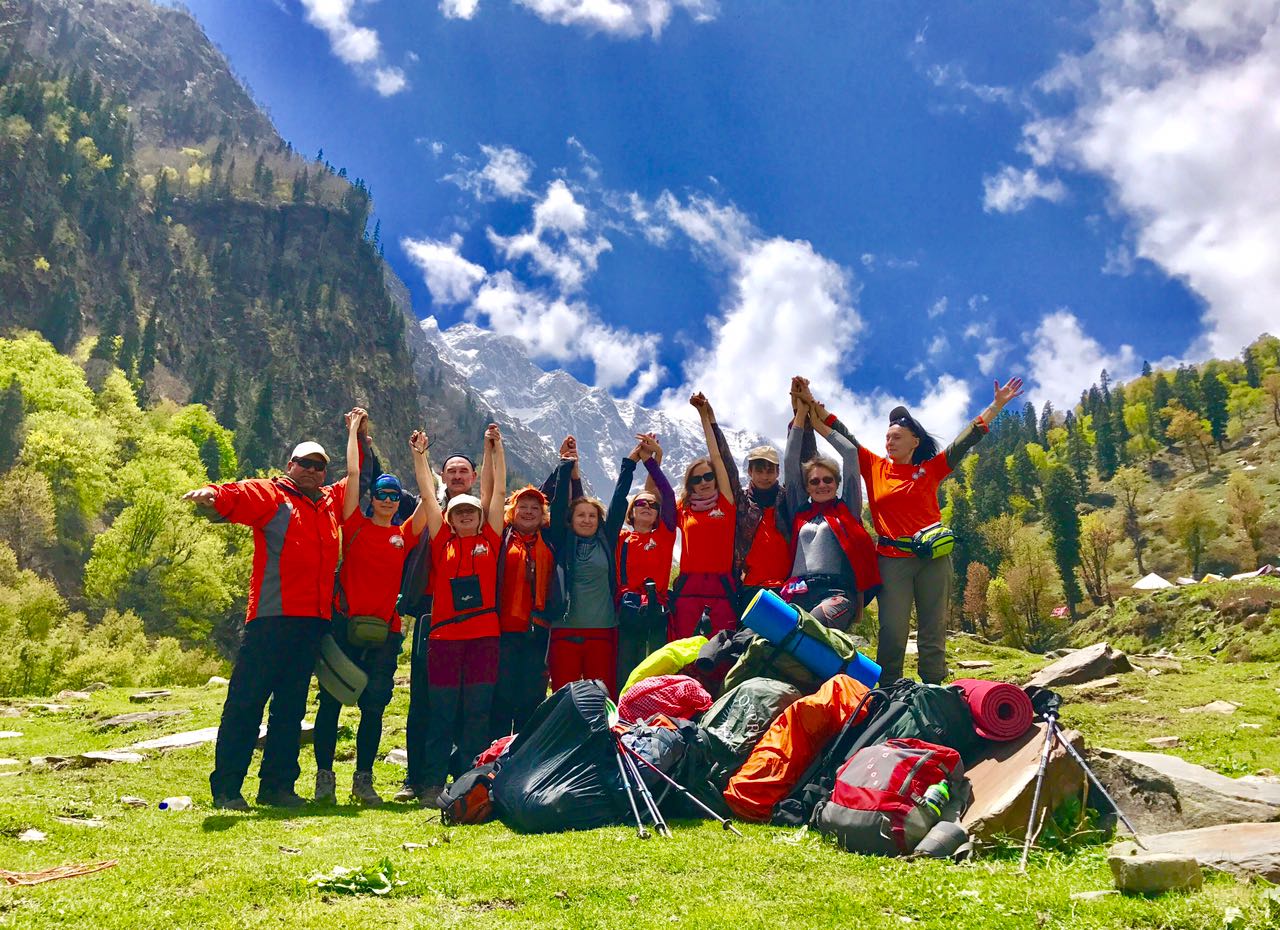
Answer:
[
  {"left": 118, "top": 307, "right": 141, "bottom": 377},
  {"left": 1141, "top": 360, "right": 1153, "bottom": 378},
  {"left": 1037, "top": 402, "right": 1055, "bottom": 445},
  {"left": 1151, "top": 373, "right": 1173, "bottom": 442},
  {"left": 218, "top": 367, "right": 239, "bottom": 431},
  {"left": 971, "top": 448, "right": 1010, "bottom": 524},
  {"left": 1243, "top": 347, "right": 1262, "bottom": 388},
  {"left": 1200, "top": 368, "right": 1229, "bottom": 451},
  {"left": 0, "top": 379, "right": 25, "bottom": 472},
  {"left": 1020, "top": 401, "right": 1038, "bottom": 446},
  {"left": 42, "top": 279, "right": 81, "bottom": 351},
  {"left": 138, "top": 307, "right": 158, "bottom": 381},
  {"left": 1173, "top": 365, "right": 1201, "bottom": 414},
  {"left": 91, "top": 296, "right": 123, "bottom": 362},
  {"left": 190, "top": 362, "right": 217, "bottom": 407},
  {"left": 1094, "top": 408, "right": 1118, "bottom": 481},
  {"left": 199, "top": 434, "right": 223, "bottom": 483},
  {"left": 1064, "top": 411, "right": 1090, "bottom": 495},
  {"left": 240, "top": 379, "right": 275, "bottom": 475},
  {"left": 948, "top": 487, "right": 978, "bottom": 601},
  {"left": 1110, "top": 384, "right": 1130, "bottom": 463},
  {"left": 1043, "top": 465, "right": 1083, "bottom": 618}
]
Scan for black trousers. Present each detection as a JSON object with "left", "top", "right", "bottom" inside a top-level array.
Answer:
[
  {"left": 313, "top": 618, "right": 404, "bottom": 772},
  {"left": 616, "top": 603, "right": 668, "bottom": 695},
  {"left": 210, "top": 615, "right": 325, "bottom": 799},
  {"left": 491, "top": 627, "right": 549, "bottom": 740},
  {"left": 403, "top": 612, "right": 431, "bottom": 787}
]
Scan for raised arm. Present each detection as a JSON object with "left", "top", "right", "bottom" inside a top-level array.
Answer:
[
  {"left": 691, "top": 393, "right": 731, "bottom": 497},
  {"left": 708, "top": 412, "right": 744, "bottom": 508},
  {"left": 546, "top": 457, "right": 575, "bottom": 551},
  {"left": 343, "top": 410, "right": 365, "bottom": 521},
  {"left": 483, "top": 423, "right": 506, "bottom": 534},
  {"left": 640, "top": 435, "right": 676, "bottom": 531},
  {"left": 407, "top": 430, "right": 433, "bottom": 537},
  {"left": 943, "top": 377, "right": 1024, "bottom": 467},
  {"left": 785, "top": 401, "right": 809, "bottom": 517},
  {"left": 605, "top": 448, "right": 640, "bottom": 540},
  {"left": 813, "top": 406, "right": 862, "bottom": 513}
]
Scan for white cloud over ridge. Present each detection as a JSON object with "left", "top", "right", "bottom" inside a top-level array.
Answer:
[
  {"left": 982, "top": 165, "right": 1066, "bottom": 213},
  {"left": 1012, "top": 0, "right": 1280, "bottom": 357},
  {"left": 512, "top": 0, "right": 718, "bottom": 38},
  {"left": 441, "top": 0, "right": 481, "bottom": 19},
  {"left": 445, "top": 146, "right": 536, "bottom": 201},
  {"left": 1026, "top": 309, "right": 1139, "bottom": 411},
  {"left": 402, "top": 234, "right": 487, "bottom": 305},
  {"left": 298, "top": 0, "right": 408, "bottom": 95}
]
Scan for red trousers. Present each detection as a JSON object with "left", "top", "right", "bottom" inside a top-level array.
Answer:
[
  {"left": 548, "top": 627, "right": 618, "bottom": 698},
  {"left": 669, "top": 571, "right": 739, "bottom": 640}
]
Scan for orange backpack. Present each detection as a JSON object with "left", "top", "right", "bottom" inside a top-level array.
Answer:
[{"left": 723, "top": 674, "right": 871, "bottom": 821}]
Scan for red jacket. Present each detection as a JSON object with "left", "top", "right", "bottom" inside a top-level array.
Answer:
[
  {"left": 206, "top": 476, "right": 350, "bottom": 623},
  {"left": 791, "top": 500, "right": 882, "bottom": 605}
]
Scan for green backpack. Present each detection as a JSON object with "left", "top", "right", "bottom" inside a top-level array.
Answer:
[{"left": 880, "top": 682, "right": 979, "bottom": 760}]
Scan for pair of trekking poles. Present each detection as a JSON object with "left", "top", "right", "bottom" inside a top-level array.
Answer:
[{"left": 612, "top": 731, "right": 743, "bottom": 840}]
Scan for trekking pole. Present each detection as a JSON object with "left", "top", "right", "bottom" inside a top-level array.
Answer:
[
  {"left": 614, "top": 743, "right": 650, "bottom": 840},
  {"left": 621, "top": 740, "right": 744, "bottom": 837},
  {"left": 1019, "top": 713, "right": 1057, "bottom": 873},
  {"left": 621, "top": 741, "right": 672, "bottom": 837},
  {"left": 1052, "top": 728, "right": 1146, "bottom": 848}
]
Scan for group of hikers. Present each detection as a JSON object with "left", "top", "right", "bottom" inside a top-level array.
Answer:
[{"left": 183, "top": 373, "right": 1024, "bottom": 811}]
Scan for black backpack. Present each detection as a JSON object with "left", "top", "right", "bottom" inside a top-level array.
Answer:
[{"left": 771, "top": 679, "right": 978, "bottom": 827}]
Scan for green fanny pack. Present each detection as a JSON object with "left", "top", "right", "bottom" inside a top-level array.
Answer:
[
  {"left": 881, "top": 523, "right": 956, "bottom": 560},
  {"left": 346, "top": 615, "right": 390, "bottom": 646}
]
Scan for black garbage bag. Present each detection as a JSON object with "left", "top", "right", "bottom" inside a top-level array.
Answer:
[{"left": 490, "top": 680, "right": 626, "bottom": 833}]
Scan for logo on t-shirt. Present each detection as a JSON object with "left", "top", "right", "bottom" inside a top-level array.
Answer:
[
  {"left": 390, "top": 535, "right": 404, "bottom": 549},
  {"left": 643, "top": 538, "right": 657, "bottom": 552},
  {"left": 472, "top": 542, "right": 489, "bottom": 557},
  {"left": 709, "top": 507, "right": 725, "bottom": 519}
]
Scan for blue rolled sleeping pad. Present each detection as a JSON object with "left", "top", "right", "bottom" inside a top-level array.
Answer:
[{"left": 740, "top": 589, "right": 881, "bottom": 688}]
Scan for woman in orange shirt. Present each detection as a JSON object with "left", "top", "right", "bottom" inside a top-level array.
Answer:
[
  {"left": 417, "top": 423, "right": 507, "bottom": 805},
  {"left": 670, "top": 393, "right": 738, "bottom": 640},
  {"left": 799, "top": 377, "right": 1024, "bottom": 683}
]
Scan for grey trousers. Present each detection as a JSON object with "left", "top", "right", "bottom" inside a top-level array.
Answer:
[{"left": 875, "top": 554, "right": 952, "bottom": 684}]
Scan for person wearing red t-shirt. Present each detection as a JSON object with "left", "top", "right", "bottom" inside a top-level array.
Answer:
[
  {"left": 802, "top": 377, "right": 1024, "bottom": 684},
  {"left": 614, "top": 433, "right": 676, "bottom": 689},
  {"left": 670, "top": 393, "right": 739, "bottom": 640},
  {"left": 416, "top": 423, "right": 507, "bottom": 805},
  {"left": 313, "top": 412, "right": 432, "bottom": 806}
]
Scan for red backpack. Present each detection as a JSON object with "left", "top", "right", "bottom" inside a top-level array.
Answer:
[
  {"left": 437, "top": 762, "right": 498, "bottom": 826},
  {"left": 814, "top": 738, "right": 969, "bottom": 856}
]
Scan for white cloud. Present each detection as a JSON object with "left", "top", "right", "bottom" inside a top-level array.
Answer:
[
  {"left": 513, "top": 0, "right": 718, "bottom": 38},
  {"left": 927, "top": 333, "right": 949, "bottom": 360},
  {"left": 488, "top": 180, "right": 612, "bottom": 293},
  {"left": 468, "top": 272, "right": 663, "bottom": 398},
  {"left": 441, "top": 0, "right": 481, "bottom": 19},
  {"left": 927, "top": 297, "right": 948, "bottom": 319},
  {"left": 1013, "top": 0, "right": 1280, "bottom": 357},
  {"left": 402, "top": 234, "right": 487, "bottom": 305},
  {"left": 446, "top": 145, "right": 535, "bottom": 201},
  {"left": 982, "top": 165, "right": 1067, "bottom": 213},
  {"left": 1026, "top": 310, "right": 1139, "bottom": 410},
  {"left": 298, "top": 0, "right": 409, "bottom": 94}
]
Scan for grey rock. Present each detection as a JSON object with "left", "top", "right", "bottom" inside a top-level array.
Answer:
[
  {"left": 0, "top": 706, "right": 20, "bottom": 718},
  {"left": 1070, "top": 890, "right": 1119, "bottom": 901},
  {"left": 1107, "top": 850, "right": 1203, "bottom": 895},
  {"left": 384, "top": 747, "right": 408, "bottom": 767},
  {"left": 0, "top": 758, "right": 20, "bottom": 767},
  {"left": 205, "top": 676, "right": 229, "bottom": 687},
  {"left": 55, "top": 690, "right": 92, "bottom": 701},
  {"left": 955, "top": 661, "right": 994, "bottom": 670},
  {"left": 128, "top": 689, "right": 173, "bottom": 703},
  {"left": 1145, "top": 736, "right": 1180, "bottom": 749},
  {"left": 1179, "top": 700, "right": 1238, "bottom": 715},
  {"left": 130, "top": 726, "right": 219, "bottom": 752},
  {"left": 1093, "top": 748, "right": 1280, "bottom": 833},
  {"left": 1026, "top": 643, "right": 1133, "bottom": 688},
  {"left": 1114, "top": 823, "right": 1280, "bottom": 882},
  {"left": 97, "top": 710, "right": 186, "bottom": 730},
  {"left": 961, "top": 722, "right": 1086, "bottom": 842},
  {"left": 1072, "top": 677, "right": 1120, "bottom": 692},
  {"left": 0, "top": 730, "right": 20, "bottom": 739},
  {"left": 83, "top": 682, "right": 110, "bottom": 692}
]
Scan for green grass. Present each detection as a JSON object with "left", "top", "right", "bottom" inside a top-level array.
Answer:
[{"left": 2, "top": 642, "right": 1279, "bottom": 929}]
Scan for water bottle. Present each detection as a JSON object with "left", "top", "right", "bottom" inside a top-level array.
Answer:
[
  {"left": 159, "top": 796, "right": 193, "bottom": 811},
  {"left": 695, "top": 606, "right": 713, "bottom": 637},
  {"left": 920, "top": 781, "right": 950, "bottom": 818}
]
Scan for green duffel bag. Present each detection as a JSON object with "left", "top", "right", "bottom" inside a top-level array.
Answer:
[{"left": 315, "top": 633, "right": 367, "bottom": 706}]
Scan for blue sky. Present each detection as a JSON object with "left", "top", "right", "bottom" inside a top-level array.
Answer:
[{"left": 183, "top": 0, "right": 1280, "bottom": 442}]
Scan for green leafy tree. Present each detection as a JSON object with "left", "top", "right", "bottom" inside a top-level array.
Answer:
[
  {"left": 163, "top": 404, "right": 238, "bottom": 481},
  {"left": 962, "top": 561, "right": 991, "bottom": 636},
  {"left": 1163, "top": 403, "right": 1213, "bottom": 471},
  {"left": 989, "top": 527, "right": 1066, "bottom": 652},
  {"left": 1244, "top": 346, "right": 1262, "bottom": 388},
  {"left": 0, "top": 467, "right": 56, "bottom": 569},
  {"left": 1042, "top": 465, "right": 1083, "bottom": 617},
  {"left": 1122, "top": 402, "right": 1158, "bottom": 460},
  {"left": 18, "top": 409, "right": 117, "bottom": 538},
  {"left": 1112, "top": 466, "right": 1148, "bottom": 575},
  {"left": 1170, "top": 490, "right": 1216, "bottom": 577},
  {"left": 1266, "top": 373, "right": 1280, "bottom": 427},
  {"left": 1225, "top": 472, "right": 1265, "bottom": 562},
  {"left": 1200, "top": 369, "right": 1229, "bottom": 451},
  {"left": 1078, "top": 512, "right": 1117, "bottom": 607}
]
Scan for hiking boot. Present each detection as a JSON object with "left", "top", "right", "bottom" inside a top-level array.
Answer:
[
  {"left": 256, "top": 786, "right": 308, "bottom": 808},
  {"left": 212, "top": 793, "right": 250, "bottom": 812},
  {"left": 420, "top": 784, "right": 446, "bottom": 808},
  {"left": 314, "top": 768, "right": 337, "bottom": 805},
  {"left": 351, "top": 770, "right": 382, "bottom": 806},
  {"left": 393, "top": 783, "right": 425, "bottom": 803}
]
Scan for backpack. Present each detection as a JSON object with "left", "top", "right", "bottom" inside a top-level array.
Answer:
[
  {"left": 771, "top": 679, "right": 978, "bottom": 827},
  {"left": 699, "top": 677, "right": 802, "bottom": 791},
  {"left": 437, "top": 762, "right": 498, "bottom": 826},
  {"left": 813, "top": 738, "right": 971, "bottom": 856},
  {"left": 721, "top": 607, "right": 874, "bottom": 695}
]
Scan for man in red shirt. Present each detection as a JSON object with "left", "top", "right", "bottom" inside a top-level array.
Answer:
[{"left": 184, "top": 415, "right": 362, "bottom": 810}]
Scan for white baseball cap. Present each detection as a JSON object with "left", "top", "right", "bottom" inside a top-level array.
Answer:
[
  {"left": 290, "top": 441, "right": 329, "bottom": 464},
  {"left": 445, "top": 493, "right": 483, "bottom": 514}
]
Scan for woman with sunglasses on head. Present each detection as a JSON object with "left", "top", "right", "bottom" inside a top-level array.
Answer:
[
  {"left": 783, "top": 383, "right": 880, "bottom": 634},
  {"left": 313, "top": 412, "right": 432, "bottom": 806},
  {"left": 614, "top": 433, "right": 677, "bottom": 689},
  {"left": 797, "top": 376, "right": 1024, "bottom": 683},
  {"left": 667, "top": 393, "right": 739, "bottom": 641},
  {"left": 414, "top": 422, "right": 507, "bottom": 806}
]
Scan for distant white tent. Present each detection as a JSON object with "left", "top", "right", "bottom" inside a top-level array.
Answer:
[
  {"left": 1230, "top": 565, "right": 1278, "bottom": 581},
  {"left": 1133, "top": 572, "right": 1175, "bottom": 590},
  {"left": 1176, "top": 577, "right": 1198, "bottom": 586}
]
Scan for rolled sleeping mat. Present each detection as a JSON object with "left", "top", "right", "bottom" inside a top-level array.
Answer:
[
  {"left": 951, "top": 678, "right": 1033, "bottom": 741},
  {"left": 315, "top": 633, "right": 368, "bottom": 706},
  {"left": 911, "top": 820, "right": 971, "bottom": 860},
  {"left": 740, "top": 589, "right": 880, "bottom": 689}
]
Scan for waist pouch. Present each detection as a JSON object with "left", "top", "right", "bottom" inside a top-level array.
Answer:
[
  {"left": 880, "top": 523, "right": 955, "bottom": 560},
  {"left": 346, "top": 615, "right": 390, "bottom": 646}
]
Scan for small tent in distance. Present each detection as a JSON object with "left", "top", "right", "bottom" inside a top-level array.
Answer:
[{"left": 1132, "top": 572, "right": 1174, "bottom": 591}]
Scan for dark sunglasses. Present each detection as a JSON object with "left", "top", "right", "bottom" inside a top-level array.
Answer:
[
  {"left": 688, "top": 472, "right": 716, "bottom": 486},
  {"left": 808, "top": 475, "right": 837, "bottom": 486},
  {"left": 632, "top": 500, "right": 656, "bottom": 510},
  {"left": 292, "top": 457, "right": 327, "bottom": 472},
  {"left": 372, "top": 490, "right": 401, "bottom": 502}
]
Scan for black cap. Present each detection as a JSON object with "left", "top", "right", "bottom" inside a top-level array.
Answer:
[{"left": 888, "top": 405, "right": 910, "bottom": 423}]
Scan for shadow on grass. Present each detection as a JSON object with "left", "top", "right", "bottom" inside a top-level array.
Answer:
[{"left": 201, "top": 804, "right": 367, "bottom": 831}]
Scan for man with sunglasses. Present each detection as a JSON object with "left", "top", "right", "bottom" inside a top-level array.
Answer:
[{"left": 184, "top": 417, "right": 366, "bottom": 810}]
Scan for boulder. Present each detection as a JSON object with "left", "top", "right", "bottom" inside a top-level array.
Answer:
[
  {"left": 384, "top": 747, "right": 408, "bottom": 767},
  {"left": 1145, "top": 737, "right": 1179, "bottom": 749},
  {"left": 1092, "top": 749, "right": 1280, "bottom": 833},
  {"left": 0, "top": 758, "right": 20, "bottom": 767},
  {"left": 1113, "top": 823, "right": 1280, "bottom": 882},
  {"left": 1072, "top": 677, "right": 1120, "bottom": 692},
  {"left": 961, "top": 722, "right": 1086, "bottom": 842},
  {"left": 1180, "top": 701, "right": 1238, "bottom": 715},
  {"left": 129, "top": 690, "right": 173, "bottom": 703},
  {"left": 130, "top": 726, "right": 219, "bottom": 752},
  {"left": 1107, "top": 849, "right": 1203, "bottom": 895},
  {"left": 97, "top": 710, "right": 186, "bottom": 730},
  {"left": 83, "top": 682, "right": 110, "bottom": 692},
  {"left": 55, "top": 690, "right": 92, "bottom": 701},
  {"left": 33, "top": 749, "right": 146, "bottom": 769},
  {"left": 0, "top": 706, "right": 20, "bottom": 718},
  {"left": 205, "top": 676, "right": 229, "bottom": 687},
  {"left": 1026, "top": 643, "right": 1133, "bottom": 688}
]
